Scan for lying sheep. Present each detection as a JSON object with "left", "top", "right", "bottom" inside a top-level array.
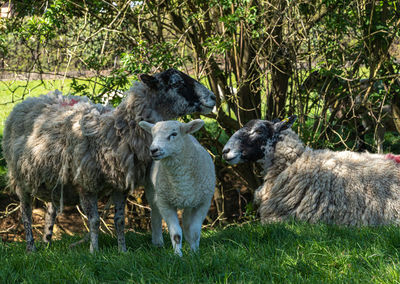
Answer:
[
  {"left": 139, "top": 119, "right": 215, "bottom": 256},
  {"left": 2, "top": 68, "right": 216, "bottom": 252},
  {"left": 222, "top": 115, "right": 400, "bottom": 226}
]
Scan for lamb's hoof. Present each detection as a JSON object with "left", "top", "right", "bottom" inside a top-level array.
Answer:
[
  {"left": 190, "top": 248, "right": 199, "bottom": 254},
  {"left": 119, "top": 246, "right": 127, "bottom": 253},
  {"left": 173, "top": 248, "right": 183, "bottom": 257},
  {"left": 26, "top": 245, "right": 37, "bottom": 253},
  {"left": 152, "top": 239, "right": 164, "bottom": 248}
]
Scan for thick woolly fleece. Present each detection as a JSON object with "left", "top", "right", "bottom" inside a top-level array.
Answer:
[
  {"left": 255, "top": 129, "right": 400, "bottom": 226},
  {"left": 3, "top": 86, "right": 156, "bottom": 202},
  {"left": 2, "top": 86, "right": 158, "bottom": 252}
]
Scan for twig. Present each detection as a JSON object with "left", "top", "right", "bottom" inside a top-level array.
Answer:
[
  {"left": 0, "top": 203, "right": 20, "bottom": 219},
  {"left": 69, "top": 233, "right": 90, "bottom": 248}
]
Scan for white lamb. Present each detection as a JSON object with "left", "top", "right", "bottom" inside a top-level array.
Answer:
[{"left": 139, "top": 119, "right": 215, "bottom": 256}]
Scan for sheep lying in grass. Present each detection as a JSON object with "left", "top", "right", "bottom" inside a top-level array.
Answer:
[
  {"left": 222, "top": 115, "right": 400, "bottom": 226},
  {"left": 139, "top": 119, "right": 215, "bottom": 256},
  {"left": 2, "top": 69, "right": 216, "bottom": 252}
]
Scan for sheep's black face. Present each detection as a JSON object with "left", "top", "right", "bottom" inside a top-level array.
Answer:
[
  {"left": 222, "top": 116, "right": 297, "bottom": 165},
  {"left": 139, "top": 69, "right": 216, "bottom": 118}
]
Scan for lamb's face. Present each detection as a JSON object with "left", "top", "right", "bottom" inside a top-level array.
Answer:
[
  {"left": 139, "top": 69, "right": 216, "bottom": 117},
  {"left": 222, "top": 116, "right": 297, "bottom": 165},
  {"left": 139, "top": 119, "right": 205, "bottom": 160}
]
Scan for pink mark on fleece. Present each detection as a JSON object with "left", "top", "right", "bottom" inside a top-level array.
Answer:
[
  {"left": 385, "top": 154, "right": 400, "bottom": 164},
  {"left": 61, "top": 99, "right": 79, "bottom": 107}
]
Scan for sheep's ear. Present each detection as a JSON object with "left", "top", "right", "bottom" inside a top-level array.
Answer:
[
  {"left": 138, "top": 74, "right": 159, "bottom": 89},
  {"left": 181, "top": 119, "right": 205, "bottom": 134},
  {"left": 115, "top": 117, "right": 127, "bottom": 130},
  {"left": 138, "top": 121, "right": 154, "bottom": 133},
  {"left": 273, "top": 115, "right": 297, "bottom": 132}
]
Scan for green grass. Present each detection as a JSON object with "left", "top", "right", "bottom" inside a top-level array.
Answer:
[
  {"left": 1, "top": 221, "right": 400, "bottom": 283},
  {"left": 0, "top": 79, "right": 97, "bottom": 134}
]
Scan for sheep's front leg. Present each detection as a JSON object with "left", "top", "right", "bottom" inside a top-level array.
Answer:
[
  {"left": 158, "top": 204, "right": 182, "bottom": 256},
  {"left": 145, "top": 181, "right": 164, "bottom": 247},
  {"left": 183, "top": 201, "right": 211, "bottom": 253},
  {"left": 111, "top": 191, "right": 127, "bottom": 252},
  {"left": 79, "top": 193, "right": 100, "bottom": 253},
  {"left": 18, "top": 191, "right": 36, "bottom": 252},
  {"left": 43, "top": 202, "right": 57, "bottom": 245}
]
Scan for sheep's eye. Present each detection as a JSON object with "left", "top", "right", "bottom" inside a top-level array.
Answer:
[
  {"left": 168, "top": 132, "right": 178, "bottom": 139},
  {"left": 254, "top": 129, "right": 263, "bottom": 135}
]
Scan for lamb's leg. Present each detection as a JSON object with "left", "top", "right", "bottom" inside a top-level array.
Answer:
[
  {"left": 18, "top": 191, "right": 36, "bottom": 252},
  {"left": 43, "top": 202, "right": 57, "bottom": 245},
  {"left": 158, "top": 204, "right": 182, "bottom": 256},
  {"left": 145, "top": 182, "right": 164, "bottom": 247},
  {"left": 182, "top": 208, "right": 194, "bottom": 249},
  {"left": 79, "top": 193, "right": 100, "bottom": 253},
  {"left": 183, "top": 201, "right": 211, "bottom": 253},
  {"left": 111, "top": 191, "right": 127, "bottom": 252}
]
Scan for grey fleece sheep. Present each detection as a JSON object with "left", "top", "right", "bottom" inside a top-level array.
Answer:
[
  {"left": 222, "top": 116, "right": 400, "bottom": 226},
  {"left": 2, "top": 68, "right": 216, "bottom": 252},
  {"left": 139, "top": 119, "right": 216, "bottom": 256}
]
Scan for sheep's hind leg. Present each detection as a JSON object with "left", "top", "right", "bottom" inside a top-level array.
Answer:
[
  {"left": 18, "top": 190, "right": 36, "bottom": 252},
  {"left": 183, "top": 201, "right": 211, "bottom": 253},
  {"left": 159, "top": 204, "right": 182, "bottom": 256},
  {"left": 111, "top": 191, "right": 127, "bottom": 252},
  {"left": 43, "top": 202, "right": 57, "bottom": 245},
  {"left": 79, "top": 193, "right": 100, "bottom": 253},
  {"left": 182, "top": 208, "right": 195, "bottom": 251},
  {"left": 145, "top": 182, "right": 164, "bottom": 247}
]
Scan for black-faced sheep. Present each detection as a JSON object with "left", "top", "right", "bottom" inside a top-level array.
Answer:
[
  {"left": 2, "top": 69, "right": 216, "bottom": 252},
  {"left": 139, "top": 119, "right": 215, "bottom": 256},
  {"left": 222, "top": 116, "right": 400, "bottom": 226}
]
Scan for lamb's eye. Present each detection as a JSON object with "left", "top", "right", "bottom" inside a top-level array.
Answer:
[
  {"left": 168, "top": 132, "right": 178, "bottom": 140},
  {"left": 255, "top": 129, "right": 263, "bottom": 135}
]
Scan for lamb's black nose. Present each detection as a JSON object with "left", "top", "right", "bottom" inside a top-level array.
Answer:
[
  {"left": 150, "top": 148, "right": 159, "bottom": 155},
  {"left": 222, "top": 148, "right": 230, "bottom": 155}
]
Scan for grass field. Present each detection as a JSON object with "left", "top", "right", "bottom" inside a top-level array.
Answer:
[
  {"left": 0, "top": 79, "right": 99, "bottom": 134},
  {"left": 1, "top": 221, "right": 400, "bottom": 283}
]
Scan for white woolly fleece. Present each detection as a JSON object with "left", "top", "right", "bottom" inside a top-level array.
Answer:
[{"left": 256, "top": 129, "right": 400, "bottom": 226}]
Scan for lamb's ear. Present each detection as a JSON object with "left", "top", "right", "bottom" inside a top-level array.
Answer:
[
  {"left": 273, "top": 115, "right": 297, "bottom": 132},
  {"left": 138, "top": 121, "right": 155, "bottom": 133},
  {"left": 181, "top": 119, "right": 205, "bottom": 134},
  {"left": 138, "top": 74, "right": 159, "bottom": 89}
]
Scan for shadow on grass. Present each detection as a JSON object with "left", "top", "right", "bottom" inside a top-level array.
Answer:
[{"left": 204, "top": 220, "right": 400, "bottom": 252}]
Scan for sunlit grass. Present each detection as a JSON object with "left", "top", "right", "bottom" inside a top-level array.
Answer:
[
  {"left": 1, "top": 221, "right": 400, "bottom": 283},
  {"left": 0, "top": 79, "right": 94, "bottom": 134}
]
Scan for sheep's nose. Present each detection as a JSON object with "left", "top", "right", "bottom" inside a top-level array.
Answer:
[
  {"left": 222, "top": 148, "right": 230, "bottom": 155},
  {"left": 150, "top": 148, "right": 159, "bottom": 155},
  {"left": 210, "top": 94, "right": 216, "bottom": 101}
]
